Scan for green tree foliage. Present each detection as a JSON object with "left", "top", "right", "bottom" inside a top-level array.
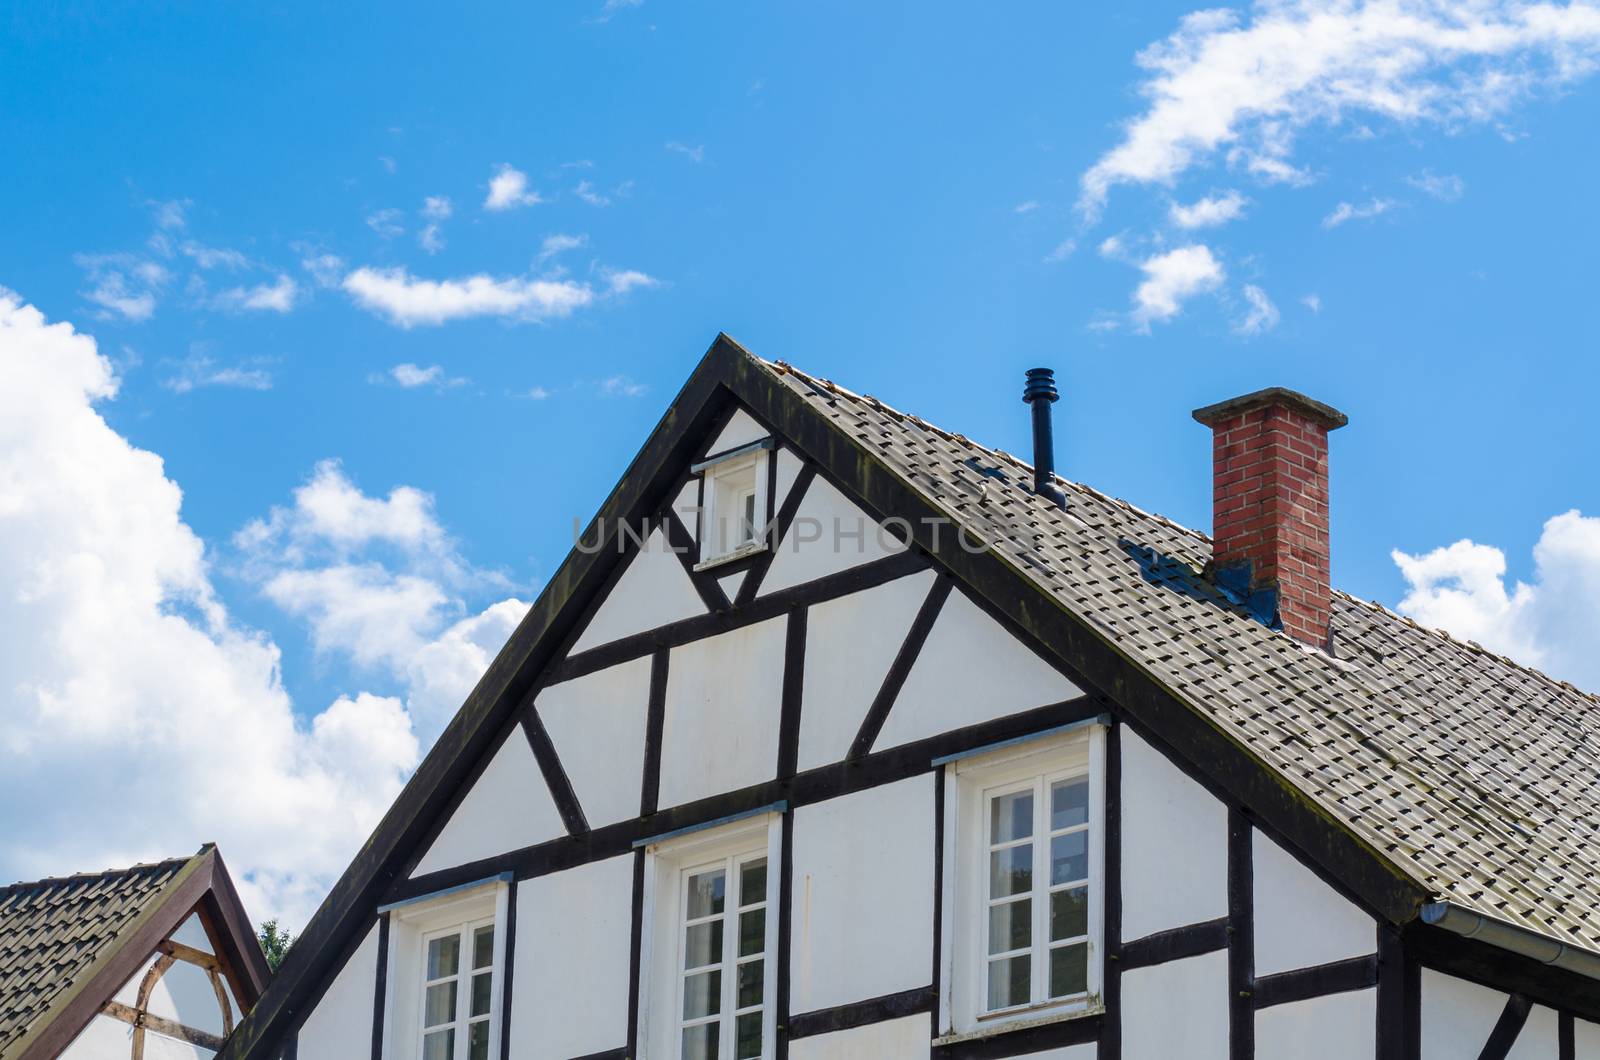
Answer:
[{"left": 258, "top": 918, "right": 294, "bottom": 973}]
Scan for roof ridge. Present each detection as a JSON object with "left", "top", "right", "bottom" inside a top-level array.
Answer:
[{"left": 0, "top": 850, "right": 198, "bottom": 901}]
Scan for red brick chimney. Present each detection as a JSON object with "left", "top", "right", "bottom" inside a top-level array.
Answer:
[{"left": 1192, "top": 388, "right": 1348, "bottom": 649}]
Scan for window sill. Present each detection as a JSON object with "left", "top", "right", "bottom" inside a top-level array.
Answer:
[
  {"left": 932, "top": 1000, "right": 1104, "bottom": 1047},
  {"left": 692, "top": 542, "right": 767, "bottom": 571}
]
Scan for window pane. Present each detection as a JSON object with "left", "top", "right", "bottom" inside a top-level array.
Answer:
[
  {"left": 986, "top": 954, "right": 1030, "bottom": 1011},
  {"left": 422, "top": 1028, "right": 454, "bottom": 1060},
  {"left": 682, "top": 969, "right": 721, "bottom": 1020},
  {"left": 681, "top": 1022, "right": 718, "bottom": 1060},
  {"left": 1051, "top": 778, "right": 1089, "bottom": 831},
  {"left": 467, "top": 1020, "right": 489, "bottom": 1060},
  {"left": 424, "top": 981, "right": 457, "bottom": 1028},
  {"left": 687, "top": 869, "right": 726, "bottom": 919},
  {"left": 737, "top": 958, "right": 764, "bottom": 1008},
  {"left": 735, "top": 1011, "right": 763, "bottom": 1058},
  {"left": 1051, "top": 885, "right": 1089, "bottom": 942},
  {"left": 427, "top": 934, "right": 460, "bottom": 980},
  {"left": 1051, "top": 830, "right": 1088, "bottom": 885},
  {"left": 684, "top": 920, "right": 723, "bottom": 970},
  {"left": 989, "top": 843, "right": 1033, "bottom": 897},
  {"left": 1050, "top": 941, "right": 1089, "bottom": 998},
  {"left": 741, "top": 491, "right": 758, "bottom": 543},
  {"left": 472, "top": 925, "right": 494, "bottom": 970},
  {"left": 738, "top": 908, "right": 765, "bottom": 957},
  {"left": 987, "top": 897, "right": 1031, "bottom": 954},
  {"left": 989, "top": 790, "right": 1033, "bottom": 844},
  {"left": 470, "top": 970, "right": 493, "bottom": 1017},
  {"left": 740, "top": 859, "right": 767, "bottom": 907}
]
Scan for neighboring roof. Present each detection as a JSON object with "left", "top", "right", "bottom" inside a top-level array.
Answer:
[
  {"left": 218, "top": 335, "right": 1600, "bottom": 1056},
  {"left": 0, "top": 844, "right": 270, "bottom": 1060},
  {"left": 761, "top": 356, "right": 1600, "bottom": 956}
]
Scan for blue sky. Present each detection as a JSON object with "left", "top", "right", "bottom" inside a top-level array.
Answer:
[{"left": 3, "top": 0, "right": 1599, "bottom": 922}]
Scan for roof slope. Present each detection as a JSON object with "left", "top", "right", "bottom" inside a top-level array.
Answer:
[
  {"left": 0, "top": 853, "right": 191, "bottom": 1054},
  {"left": 762, "top": 357, "right": 1600, "bottom": 955}
]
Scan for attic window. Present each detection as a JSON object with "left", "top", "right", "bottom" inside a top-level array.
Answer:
[{"left": 692, "top": 440, "right": 772, "bottom": 569}]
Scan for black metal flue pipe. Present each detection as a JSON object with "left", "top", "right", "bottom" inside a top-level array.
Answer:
[{"left": 1023, "top": 368, "right": 1067, "bottom": 509}]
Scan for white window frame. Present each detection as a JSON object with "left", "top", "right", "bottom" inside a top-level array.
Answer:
[
  {"left": 638, "top": 810, "right": 783, "bottom": 1060},
  {"left": 381, "top": 879, "right": 510, "bottom": 1060},
  {"left": 937, "top": 723, "right": 1107, "bottom": 1042},
  {"left": 693, "top": 445, "right": 771, "bottom": 570}
]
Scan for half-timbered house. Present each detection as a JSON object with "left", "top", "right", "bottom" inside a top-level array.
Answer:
[
  {"left": 220, "top": 337, "right": 1600, "bottom": 1060},
  {"left": 1, "top": 845, "right": 269, "bottom": 1060}
]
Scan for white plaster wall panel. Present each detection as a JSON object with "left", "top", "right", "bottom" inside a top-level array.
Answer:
[
  {"left": 1420, "top": 969, "right": 1508, "bottom": 1060},
  {"left": 790, "top": 775, "right": 935, "bottom": 1014},
  {"left": 708, "top": 408, "right": 770, "bottom": 454},
  {"left": 145, "top": 958, "right": 229, "bottom": 1037},
  {"left": 571, "top": 526, "right": 706, "bottom": 653},
  {"left": 298, "top": 922, "right": 380, "bottom": 1060},
  {"left": 538, "top": 656, "right": 652, "bottom": 828},
  {"left": 1255, "top": 989, "right": 1376, "bottom": 1060},
  {"left": 1008, "top": 1046, "right": 1096, "bottom": 1059},
  {"left": 658, "top": 617, "right": 787, "bottom": 808},
  {"left": 60, "top": 1013, "right": 135, "bottom": 1059},
  {"left": 1506, "top": 1005, "right": 1559, "bottom": 1060},
  {"left": 760, "top": 476, "right": 905, "bottom": 596},
  {"left": 509, "top": 854, "right": 634, "bottom": 1059},
  {"left": 797, "top": 569, "right": 937, "bottom": 771},
  {"left": 1119, "top": 728, "right": 1229, "bottom": 941},
  {"left": 774, "top": 447, "right": 804, "bottom": 511},
  {"left": 1253, "top": 830, "right": 1375, "bottom": 975},
  {"left": 673, "top": 480, "right": 701, "bottom": 545},
  {"left": 1122, "top": 949, "right": 1229, "bottom": 1060},
  {"left": 1576, "top": 1018, "right": 1600, "bottom": 1058},
  {"left": 718, "top": 569, "right": 746, "bottom": 601},
  {"left": 873, "top": 588, "right": 1081, "bottom": 752},
  {"left": 787, "top": 1014, "right": 930, "bottom": 1059},
  {"left": 169, "top": 912, "right": 213, "bottom": 954},
  {"left": 412, "top": 731, "right": 566, "bottom": 877}
]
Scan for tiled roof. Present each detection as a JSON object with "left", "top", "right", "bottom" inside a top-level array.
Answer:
[
  {"left": 0, "top": 853, "right": 195, "bottom": 1054},
  {"left": 764, "top": 358, "right": 1600, "bottom": 955}
]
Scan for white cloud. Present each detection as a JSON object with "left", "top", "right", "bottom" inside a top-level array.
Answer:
[
  {"left": 1015, "top": 200, "right": 1041, "bottom": 214},
  {"left": 575, "top": 180, "right": 610, "bottom": 207},
  {"left": 1169, "top": 190, "right": 1248, "bottom": 229},
  {"left": 237, "top": 459, "right": 451, "bottom": 561},
  {"left": 379, "top": 155, "right": 397, "bottom": 174},
  {"left": 599, "top": 375, "right": 647, "bottom": 397},
  {"left": 75, "top": 254, "right": 169, "bottom": 322},
  {"left": 485, "top": 164, "right": 542, "bottom": 211},
  {"left": 297, "top": 248, "right": 347, "bottom": 289},
  {"left": 539, "top": 233, "right": 588, "bottom": 262},
  {"left": 525, "top": 386, "right": 551, "bottom": 400},
  {"left": 366, "top": 208, "right": 405, "bottom": 238},
  {"left": 1043, "top": 238, "right": 1077, "bottom": 263},
  {"left": 1097, "top": 234, "right": 1128, "bottom": 260},
  {"left": 666, "top": 141, "right": 706, "bottom": 163},
  {"left": 1302, "top": 293, "right": 1323, "bottom": 313},
  {"left": 421, "top": 196, "right": 453, "bottom": 221},
  {"left": 0, "top": 291, "right": 430, "bottom": 926},
  {"left": 1235, "top": 283, "right": 1280, "bottom": 335},
  {"left": 1131, "top": 244, "right": 1224, "bottom": 328},
  {"left": 1407, "top": 170, "right": 1467, "bottom": 200},
  {"left": 1322, "top": 197, "right": 1399, "bottom": 229},
  {"left": 379, "top": 363, "right": 469, "bottom": 390},
  {"left": 592, "top": 0, "right": 643, "bottom": 21},
  {"left": 214, "top": 274, "right": 299, "bottom": 313},
  {"left": 162, "top": 354, "right": 274, "bottom": 393},
  {"left": 605, "top": 268, "right": 659, "bottom": 295},
  {"left": 180, "top": 241, "right": 250, "bottom": 270},
  {"left": 419, "top": 225, "right": 445, "bottom": 254},
  {"left": 418, "top": 196, "right": 453, "bottom": 253},
  {"left": 149, "top": 199, "right": 190, "bottom": 231},
  {"left": 1394, "top": 510, "right": 1600, "bottom": 693},
  {"left": 1079, "top": 1, "right": 1600, "bottom": 217},
  {"left": 342, "top": 267, "right": 598, "bottom": 327}
]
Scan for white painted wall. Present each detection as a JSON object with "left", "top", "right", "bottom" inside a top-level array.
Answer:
[
  {"left": 1420, "top": 969, "right": 1507, "bottom": 1060},
  {"left": 708, "top": 408, "right": 769, "bottom": 454},
  {"left": 571, "top": 526, "right": 706, "bottom": 654},
  {"left": 509, "top": 855, "right": 635, "bottom": 1059},
  {"left": 1252, "top": 830, "right": 1375, "bottom": 976},
  {"left": 788, "top": 1014, "right": 930, "bottom": 1059},
  {"left": 1119, "top": 729, "right": 1229, "bottom": 941},
  {"left": 760, "top": 475, "right": 904, "bottom": 595},
  {"left": 298, "top": 922, "right": 380, "bottom": 1060},
  {"left": 538, "top": 656, "right": 652, "bottom": 828},
  {"left": 412, "top": 730, "right": 566, "bottom": 877},
  {"left": 1507, "top": 1004, "right": 1559, "bottom": 1060},
  {"left": 797, "top": 570, "right": 935, "bottom": 771},
  {"left": 657, "top": 616, "right": 786, "bottom": 808},
  {"left": 1001, "top": 1045, "right": 1096, "bottom": 1059},
  {"left": 672, "top": 481, "right": 701, "bottom": 546},
  {"left": 60, "top": 1013, "right": 213, "bottom": 1060},
  {"left": 790, "top": 776, "right": 935, "bottom": 1013},
  {"left": 1577, "top": 1017, "right": 1600, "bottom": 1058},
  {"left": 873, "top": 588, "right": 1081, "bottom": 753},
  {"left": 774, "top": 447, "right": 803, "bottom": 512},
  {"left": 1255, "top": 989, "right": 1376, "bottom": 1060},
  {"left": 1121, "top": 949, "right": 1229, "bottom": 1060}
]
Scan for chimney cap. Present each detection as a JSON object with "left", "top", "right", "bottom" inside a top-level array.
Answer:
[{"left": 1192, "top": 386, "right": 1349, "bottom": 430}]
